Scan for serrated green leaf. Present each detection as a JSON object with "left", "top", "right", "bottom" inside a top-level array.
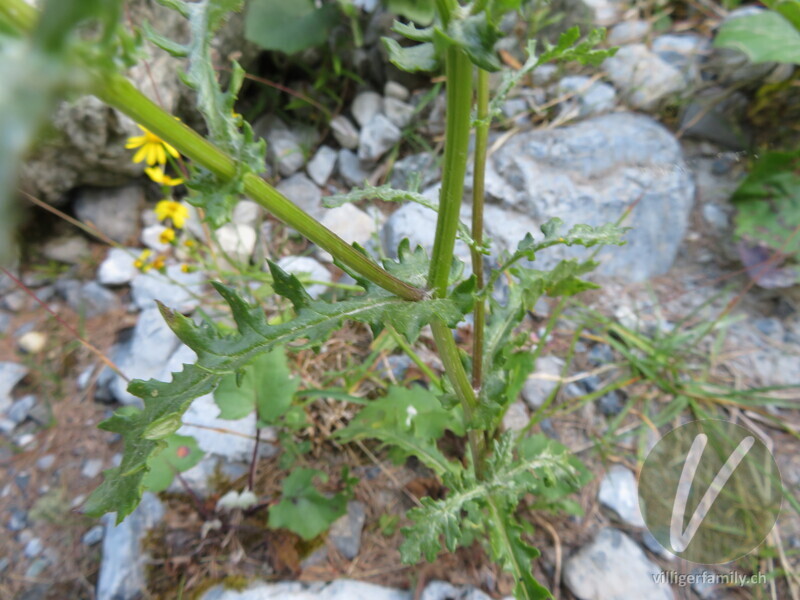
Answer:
[
  {"left": 715, "top": 10, "right": 800, "bottom": 65},
  {"left": 537, "top": 26, "right": 616, "bottom": 67},
  {"left": 214, "top": 346, "right": 299, "bottom": 423},
  {"left": 392, "top": 20, "right": 435, "bottom": 41},
  {"left": 731, "top": 150, "right": 800, "bottom": 255},
  {"left": 336, "top": 385, "right": 463, "bottom": 475},
  {"left": 267, "top": 468, "right": 351, "bottom": 540},
  {"left": 487, "top": 506, "right": 550, "bottom": 600},
  {"left": 400, "top": 434, "right": 576, "bottom": 564},
  {"left": 87, "top": 251, "right": 471, "bottom": 520},
  {"left": 382, "top": 38, "right": 439, "bottom": 72},
  {"left": 440, "top": 13, "right": 502, "bottom": 72},
  {"left": 514, "top": 217, "right": 628, "bottom": 261},
  {"left": 142, "top": 433, "right": 204, "bottom": 493},
  {"left": 268, "top": 260, "right": 312, "bottom": 311}
]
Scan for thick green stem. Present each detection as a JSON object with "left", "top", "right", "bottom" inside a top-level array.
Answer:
[
  {"left": 427, "top": 46, "right": 484, "bottom": 474},
  {"left": 428, "top": 47, "right": 473, "bottom": 297},
  {"left": 471, "top": 68, "right": 489, "bottom": 391},
  {"left": 1, "top": 0, "right": 424, "bottom": 302}
]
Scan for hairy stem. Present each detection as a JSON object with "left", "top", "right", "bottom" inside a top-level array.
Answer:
[{"left": 471, "top": 68, "right": 489, "bottom": 391}]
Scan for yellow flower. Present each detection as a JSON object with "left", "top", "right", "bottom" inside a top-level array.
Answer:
[
  {"left": 125, "top": 125, "right": 180, "bottom": 166},
  {"left": 183, "top": 239, "right": 196, "bottom": 248},
  {"left": 180, "top": 264, "right": 192, "bottom": 273},
  {"left": 155, "top": 200, "right": 189, "bottom": 229},
  {"left": 145, "top": 167, "right": 183, "bottom": 187},
  {"left": 134, "top": 249, "right": 153, "bottom": 272},
  {"left": 153, "top": 256, "right": 166, "bottom": 270},
  {"left": 159, "top": 228, "right": 176, "bottom": 244}
]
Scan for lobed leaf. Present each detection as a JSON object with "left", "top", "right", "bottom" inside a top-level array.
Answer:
[{"left": 714, "top": 10, "right": 800, "bottom": 65}]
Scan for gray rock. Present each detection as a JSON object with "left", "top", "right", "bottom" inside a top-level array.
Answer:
[
  {"left": 358, "top": 114, "right": 402, "bottom": 163},
  {"left": 557, "top": 76, "right": 617, "bottom": 119},
  {"left": 0, "top": 362, "right": 29, "bottom": 413},
  {"left": 337, "top": 149, "right": 371, "bottom": 187},
  {"left": 276, "top": 173, "right": 323, "bottom": 220},
  {"left": 109, "top": 308, "right": 182, "bottom": 405},
  {"left": 328, "top": 501, "right": 366, "bottom": 560},
  {"left": 58, "top": 280, "right": 120, "bottom": 317},
  {"left": 487, "top": 113, "right": 695, "bottom": 281},
  {"left": 532, "top": 64, "right": 559, "bottom": 86},
  {"left": 563, "top": 528, "right": 673, "bottom": 600},
  {"left": 8, "top": 507, "right": 27, "bottom": 531},
  {"left": 604, "top": 44, "right": 687, "bottom": 110},
  {"left": 36, "top": 454, "right": 55, "bottom": 470},
  {"left": 317, "top": 204, "right": 377, "bottom": 262},
  {"left": 597, "top": 391, "right": 624, "bottom": 417},
  {"left": 216, "top": 223, "right": 257, "bottom": 263},
  {"left": 384, "top": 81, "right": 410, "bottom": 101},
  {"left": 502, "top": 400, "right": 530, "bottom": 432},
  {"left": 97, "top": 492, "right": 164, "bottom": 600},
  {"left": 702, "top": 204, "right": 730, "bottom": 231},
  {"left": 351, "top": 91, "right": 383, "bottom": 128},
  {"left": 607, "top": 20, "right": 650, "bottom": 45},
  {"left": 307, "top": 145, "right": 338, "bottom": 186},
  {"left": 421, "top": 581, "right": 493, "bottom": 600},
  {"left": 390, "top": 153, "right": 440, "bottom": 190},
  {"left": 232, "top": 200, "right": 262, "bottom": 227},
  {"left": 81, "top": 458, "right": 105, "bottom": 479},
  {"left": 42, "top": 236, "right": 91, "bottom": 265},
  {"left": 641, "top": 530, "right": 674, "bottom": 560},
  {"left": 6, "top": 394, "right": 36, "bottom": 424},
  {"left": 275, "top": 256, "right": 331, "bottom": 298},
  {"left": 598, "top": 465, "right": 645, "bottom": 527},
  {"left": 0, "top": 311, "right": 11, "bottom": 335},
  {"left": 383, "top": 97, "right": 415, "bottom": 128},
  {"left": 130, "top": 263, "right": 204, "bottom": 313},
  {"left": 82, "top": 525, "right": 105, "bottom": 546},
  {"left": 521, "top": 356, "right": 564, "bottom": 410},
  {"left": 97, "top": 247, "right": 141, "bottom": 286},
  {"left": 679, "top": 88, "right": 749, "bottom": 150},
  {"left": 652, "top": 33, "right": 710, "bottom": 82},
  {"left": 24, "top": 537, "right": 43, "bottom": 558},
  {"left": 200, "top": 580, "right": 411, "bottom": 600},
  {"left": 73, "top": 186, "right": 145, "bottom": 243},
  {"left": 330, "top": 116, "right": 360, "bottom": 150},
  {"left": 257, "top": 116, "right": 307, "bottom": 176}
]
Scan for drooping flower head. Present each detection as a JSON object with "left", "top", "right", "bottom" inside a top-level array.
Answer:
[{"left": 145, "top": 166, "right": 183, "bottom": 187}]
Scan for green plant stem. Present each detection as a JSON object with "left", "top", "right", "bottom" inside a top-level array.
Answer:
[
  {"left": 428, "top": 47, "right": 473, "bottom": 297},
  {"left": 471, "top": 68, "right": 489, "bottom": 391},
  {"left": 95, "top": 75, "right": 424, "bottom": 302},
  {"left": 425, "top": 46, "right": 484, "bottom": 474},
  {"left": 0, "top": 0, "right": 424, "bottom": 302}
]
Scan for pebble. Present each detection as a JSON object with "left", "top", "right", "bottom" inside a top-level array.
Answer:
[
  {"left": 17, "top": 331, "right": 46, "bottom": 354},
  {"left": 337, "top": 149, "right": 371, "bottom": 187},
  {"left": 42, "top": 236, "right": 91, "bottom": 265},
  {"left": 276, "top": 173, "right": 324, "bottom": 221},
  {"left": 384, "top": 81, "right": 410, "bottom": 101},
  {"left": 81, "top": 458, "right": 104, "bottom": 479},
  {"left": 97, "top": 247, "right": 141, "bottom": 286},
  {"left": 0, "top": 361, "right": 29, "bottom": 413},
  {"left": 232, "top": 200, "right": 262, "bottom": 227},
  {"left": 358, "top": 114, "right": 402, "bottom": 163},
  {"left": 6, "top": 394, "right": 36, "bottom": 424},
  {"left": 24, "top": 558, "right": 49, "bottom": 579},
  {"left": 257, "top": 116, "right": 307, "bottom": 176},
  {"left": 307, "top": 145, "right": 338, "bottom": 186},
  {"left": 502, "top": 400, "right": 530, "bottom": 432},
  {"left": 521, "top": 356, "right": 565, "bottom": 410},
  {"left": 603, "top": 44, "right": 687, "bottom": 110},
  {"left": 328, "top": 501, "right": 366, "bottom": 560},
  {"left": 57, "top": 280, "right": 120, "bottom": 318},
  {"left": 383, "top": 97, "right": 415, "bottom": 128},
  {"left": 421, "top": 581, "right": 493, "bottom": 600},
  {"left": 74, "top": 185, "right": 144, "bottom": 244},
  {"left": 598, "top": 465, "right": 646, "bottom": 527},
  {"left": 130, "top": 264, "right": 204, "bottom": 313},
  {"left": 317, "top": 204, "right": 377, "bottom": 262},
  {"left": 215, "top": 223, "right": 257, "bottom": 263},
  {"left": 199, "top": 580, "right": 411, "bottom": 600},
  {"left": 351, "top": 91, "right": 383, "bottom": 128},
  {"left": 607, "top": 20, "right": 651, "bottom": 45},
  {"left": 36, "top": 454, "right": 55, "bottom": 470},
  {"left": 82, "top": 525, "right": 105, "bottom": 546},
  {"left": 556, "top": 75, "right": 617, "bottom": 118},
  {"left": 24, "top": 537, "right": 43, "bottom": 558},
  {"left": 275, "top": 256, "right": 332, "bottom": 299},
  {"left": 597, "top": 391, "right": 625, "bottom": 417},
  {"left": 563, "top": 528, "right": 673, "bottom": 600},
  {"left": 330, "top": 115, "right": 360, "bottom": 150}
]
